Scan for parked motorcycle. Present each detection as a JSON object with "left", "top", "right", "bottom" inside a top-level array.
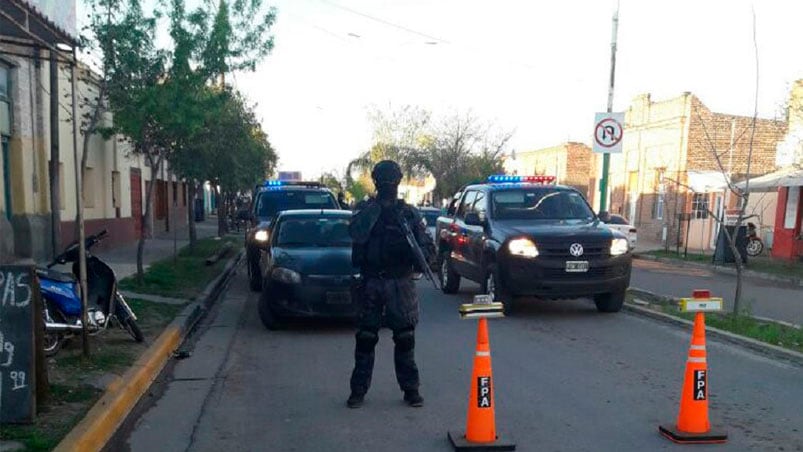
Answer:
[
  {"left": 746, "top": 222, "right": 765, "bottom": 256},
  {"left": 38, "top": 230, "right": 144, "bottom": 356}
]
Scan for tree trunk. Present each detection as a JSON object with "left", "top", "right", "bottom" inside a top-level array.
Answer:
[
  {"left": 137, "top": 155, "right": 160, "bottom": 282},
  {"left": 187, "top": 180, "right": 197, "bottom": 251},
  {"left": 216, "top": 186, "right": 226, "bottom": 237}
]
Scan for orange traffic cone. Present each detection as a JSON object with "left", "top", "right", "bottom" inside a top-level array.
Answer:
[
  {"left": 448, "top": 318, "right": 515, "bottom": 451},
  {"left": 659, "top": 312, "right": 728, "bottom": 444}
]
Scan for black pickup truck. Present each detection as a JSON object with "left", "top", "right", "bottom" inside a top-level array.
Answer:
[{"left": 434, "top": 175, "right": 632, "bottom": 314}]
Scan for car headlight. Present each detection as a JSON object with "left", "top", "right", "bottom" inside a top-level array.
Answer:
[
  {"left": 508, "top": 238, "right": 539, "bottom": 258},
  {"left": 610, "top": 238, "right": 629, "bottom": 256},
  {"left": 271, "top": 267, "right": 302, "bottom": 284},
  {"left": 254, "top": 230, "right": 269, "bottom": 242}
]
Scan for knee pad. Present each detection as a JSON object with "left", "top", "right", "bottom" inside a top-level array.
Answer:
[
  {"left": 355, "top": 329, "right": 379, "bottom": 352},
  {"left": 393, "top": 328, "right": 415, "bottom": 353}
]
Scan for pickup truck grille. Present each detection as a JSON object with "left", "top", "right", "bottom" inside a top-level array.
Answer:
[{"left": 539, "top": 241, "right": 609, "bottom": 258}]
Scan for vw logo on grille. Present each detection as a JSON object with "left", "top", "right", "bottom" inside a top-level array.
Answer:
[{"left": 569, "top": 243, "right": 584, "bottom": 257}]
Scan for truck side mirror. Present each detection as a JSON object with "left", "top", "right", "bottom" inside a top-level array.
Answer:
[
  {"left": 465, "top": 212, "right": 484, "bottom": 227},
  {"left": 598, "top": 211, "right": 611, "bottom": 223}
]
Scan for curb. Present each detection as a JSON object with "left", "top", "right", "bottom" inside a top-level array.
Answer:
[
  {"left": 625, "top": 289, "right": 803, "bottom": 367},
  {"left": 53, "top": 249, "right": 244, "bottom": 452},
  {"left": 633, "top": 253, "right": 803, "bottom": 287}
]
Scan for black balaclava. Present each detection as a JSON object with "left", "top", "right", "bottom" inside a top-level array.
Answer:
[{"left": 371, "top": 160, "right": 403, "bottom": 205}]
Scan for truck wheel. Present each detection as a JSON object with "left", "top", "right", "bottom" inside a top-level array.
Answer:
[
  {"left": 487, "top": 265, "right": 515, "bottom": 315},
  {"left": 258, "top": 290, "right": 283, "bottom": 330},
  {"left": 594, "top": 290, "right": 625, "bottom": 313},
  {"left": 440, "top": 252, "right": 461, "bottom": 294},
  {"left": 248, "top": 250, "right": 262, "bottom": 292}
]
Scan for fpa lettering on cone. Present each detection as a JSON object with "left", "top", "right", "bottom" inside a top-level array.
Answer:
[
  {"left": 449, "top": 295, "right": 515, "bottom": 451},
  {"left": 659, "top": 289, "right": 727, "bottom": 444}
]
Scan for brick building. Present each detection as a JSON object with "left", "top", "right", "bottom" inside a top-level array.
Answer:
[
  {"left": 505, "top": 142, "right": 593, "bottom": 198},
  {"left": 594, "top": 92, "right": 786, "bottom": 251}
]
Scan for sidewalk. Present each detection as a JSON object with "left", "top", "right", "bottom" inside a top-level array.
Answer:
[
  {"left": 631, "top": 258, "right": 803, "bottom": 327},
  {"left": 95, "top": 219, "right": 220, "bottom": 280}
]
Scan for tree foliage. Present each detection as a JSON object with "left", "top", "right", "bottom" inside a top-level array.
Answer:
[{"left": 349, "top": 107, "right": 511, "bottom": 202}]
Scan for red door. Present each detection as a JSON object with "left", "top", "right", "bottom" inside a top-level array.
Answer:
[{"left": 130, "top": 168, "right": 143, "bottom": 237}]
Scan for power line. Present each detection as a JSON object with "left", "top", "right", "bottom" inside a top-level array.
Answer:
[{"left": 317, "top": 0, "right": 450, "bottom": 45}]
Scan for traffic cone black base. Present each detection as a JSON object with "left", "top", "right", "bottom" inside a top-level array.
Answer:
[
  {"left": 448, "top": 430, "right": 516, "bottom": 451},
  {"left": 659, "top": 424, "right": 727, "bottom": 444}
]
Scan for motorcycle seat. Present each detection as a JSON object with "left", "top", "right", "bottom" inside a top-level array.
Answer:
[{"left": 36, "top": 268, "right": 77, "bottom": 283}]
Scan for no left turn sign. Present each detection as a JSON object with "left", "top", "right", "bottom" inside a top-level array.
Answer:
[{"left": 593, "top": 112, "right": 625, "bottom": 154}]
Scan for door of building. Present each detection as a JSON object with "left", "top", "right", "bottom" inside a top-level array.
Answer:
[
  {"left": 130, "top": 168, "right": 142, "bottom": 237},
  {"left": 710, "top": 194, "right": 723, "bottom": 249}
]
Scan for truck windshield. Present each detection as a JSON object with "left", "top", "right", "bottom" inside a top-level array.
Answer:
[
  {"left": 255, "top": 191, "right": 337, "bottom": 218},
  {"left": 491, "top": 189, "right": 595, "bottom": 221}
]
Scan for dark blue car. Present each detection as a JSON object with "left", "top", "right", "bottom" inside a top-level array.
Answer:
[{"left": 256, "top": 209, "right": 358, "bottom": 329}]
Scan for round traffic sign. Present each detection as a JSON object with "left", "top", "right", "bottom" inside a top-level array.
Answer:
[{"left": 594, "top": 117, "right": 623, "bottom": 148}]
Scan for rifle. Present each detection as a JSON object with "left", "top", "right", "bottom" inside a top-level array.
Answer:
[{"left": 397, "top": 212, "right": 441, "bottom": 290}]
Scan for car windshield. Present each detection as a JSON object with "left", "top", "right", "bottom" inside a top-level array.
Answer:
[
  {"left": 275, "top": 217, "right": 352, "bottom": 247},
  {"left": 256, "top": 191, "right": 337, "bottom": 218},
  {"left": 492, "top": 189, "right": 595, "bottom": 221}
]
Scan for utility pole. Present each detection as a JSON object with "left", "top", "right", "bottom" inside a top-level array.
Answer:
[{"left": 599, "top": 3, "right": 619, "bottom": 212}]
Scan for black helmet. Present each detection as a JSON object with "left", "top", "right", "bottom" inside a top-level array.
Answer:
[{"left": 371, "top": 160, "right": 403, "bottom": 185}]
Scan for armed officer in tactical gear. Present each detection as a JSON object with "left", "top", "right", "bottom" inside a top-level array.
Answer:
[{"left": 347, "top": 160, "right": 435, "bottom": 408}]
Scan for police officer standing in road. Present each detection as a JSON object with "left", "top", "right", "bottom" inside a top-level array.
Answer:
[{"left": 347, "top": 160, "right": 435, "bottom": 409}]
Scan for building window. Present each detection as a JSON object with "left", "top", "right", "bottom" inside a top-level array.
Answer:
[
  {"left": 1, "top": 64, "right": 11, "bottom": 220},
  {"left": 653, "top": 169, "right": 665, "bottom": 220},
  {"left": 691, "top": 193, "right": 709, "bottom": 219}
]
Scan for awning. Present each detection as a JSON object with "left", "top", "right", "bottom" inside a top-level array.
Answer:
[
  {"left": 735, "top": 167, "right": 803, "bottom": 192},
  {"left": 0, "top": 0, "right": 79, "bottom": 49},
  {"left": 687, "top": 171, "right": 729, "bottom": 192}
]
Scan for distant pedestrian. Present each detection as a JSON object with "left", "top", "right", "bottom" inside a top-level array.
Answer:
[{"left": 347, "top": 160, "right": 435, "bottom": 408}]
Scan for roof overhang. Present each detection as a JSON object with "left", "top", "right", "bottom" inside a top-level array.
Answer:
[
  {"left": 0, "top": 0, "right": 79, "bottom": 50},
  {"left": 735, "top": 167, "right": 803, "bottom": 193}
]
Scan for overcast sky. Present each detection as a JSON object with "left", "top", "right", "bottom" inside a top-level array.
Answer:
[{"left": 79, "top": 0, "right": 803, "bottom": 179}]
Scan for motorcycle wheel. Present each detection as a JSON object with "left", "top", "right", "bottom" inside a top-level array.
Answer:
[
  {"left": 43, "top": 331, "right": 64, "bottom": 357},
  {"left": 123, "top": 318, "right": 145, "bottom": 342},
  {"left": 746, "top": 239, "right": 764, "bottom": 256}
]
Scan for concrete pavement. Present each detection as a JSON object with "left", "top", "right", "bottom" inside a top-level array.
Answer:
[
  {"left": 631, "top": 258, "right": 803, "bottom": 326},
  {"left": 123, "top": 272, "right": 803, "bottom": 451},
  {"left": 95, "top": 220, "right": 220, "bottom": 279}
]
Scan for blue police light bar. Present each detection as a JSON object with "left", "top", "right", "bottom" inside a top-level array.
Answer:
[
  {"left": 263, "top": 180, "right": 283, "bottom": 187},
  {"left": 487, "top": 175, "right": 556, "bottom": 184}
]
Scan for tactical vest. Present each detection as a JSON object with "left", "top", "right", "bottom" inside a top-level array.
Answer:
[{"left": 361, "top": 203, "right": 415, "bottom": 274}]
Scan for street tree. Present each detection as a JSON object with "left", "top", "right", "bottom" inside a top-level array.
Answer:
[{"left": 163, "top": 0, "right": 277, "bottom": 241}]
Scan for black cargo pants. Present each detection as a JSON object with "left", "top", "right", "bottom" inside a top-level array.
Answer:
[{"left": 349, "top": 276, "right": 420, "bottom": 395}]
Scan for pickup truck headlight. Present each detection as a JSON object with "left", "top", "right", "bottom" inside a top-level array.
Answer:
[
  {"left": 254, "top": 230, "right": 269, "bottom": 242},
  {"left": 610, "top": 238, "right": 629, "bottom": 256},
  {"left": 508, "top": 238, "right": 539, "bottom": 258},
  {"left": 271, "top": 267, "right": 302, "bottom": 284}
]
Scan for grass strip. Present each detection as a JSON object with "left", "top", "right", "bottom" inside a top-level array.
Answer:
[
  {"left": 643, "top": 249, "right": 803, "bottom": 280},
  {"left": 118, "top": 236, "right": 240, "bottom": 299},
  {"left": 628, "top": 294, "right": 803, "bottom": 354}
]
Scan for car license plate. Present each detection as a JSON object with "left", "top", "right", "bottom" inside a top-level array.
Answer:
[
  {"left": 565, "top": 261, "right": 589, "bottom": 273},
  {"left": 326, "top": 292, "right": 351, "bottom": 304}
]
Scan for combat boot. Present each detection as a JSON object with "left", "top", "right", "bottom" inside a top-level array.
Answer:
[
  {"left": 347, "top": 392, "right": 365, "bottom": 408},
  {"left": 403, "top": 389, "right": 424, "bottom": 407}
]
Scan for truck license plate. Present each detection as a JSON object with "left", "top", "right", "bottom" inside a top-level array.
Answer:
[
  {"left": 326, "top": 292, "right": 352, "bottom": 304},
  {"left": 565, "top": 261, "right": 589, "bottom": 273}
]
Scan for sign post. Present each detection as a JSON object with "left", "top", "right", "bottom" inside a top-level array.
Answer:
[{"left": 597, "top": 4, "right": 621, "bottom": 213}]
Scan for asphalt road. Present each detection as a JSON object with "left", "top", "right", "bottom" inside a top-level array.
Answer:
[
  {"left": 631, "top": 259, "right": 803, "bottom": 326},
  {"left": 125, "top": 268, "right": 803, "bottom": 452}
]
